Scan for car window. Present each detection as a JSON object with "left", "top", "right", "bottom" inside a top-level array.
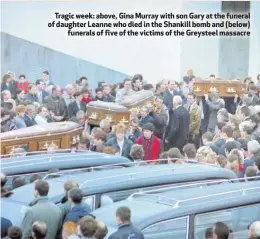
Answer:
[
  {"left": 142, "top": 217, "right": 189, "bottom": 239},
  {"left": 83, "top": 195, "right": 96, "bottom": 211},
  {"left": 194, "top": 204, "right": 260, "bottom": 239}
]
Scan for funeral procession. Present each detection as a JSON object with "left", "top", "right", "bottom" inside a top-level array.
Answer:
[{"left": 1, "top": 68, "right": 260, "bottom": 239}]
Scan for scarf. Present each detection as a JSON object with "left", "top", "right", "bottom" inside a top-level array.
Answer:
[{"left": 142, "top": 135, "right": 154, "bottom": 161}]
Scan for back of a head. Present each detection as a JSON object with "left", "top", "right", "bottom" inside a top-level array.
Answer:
[
  {"left": 68, "top": 188, "right": 84, "bottom": 205},
  {"left": 183, "top": 143, "right": 196, "bottom": 159},
  {"left": 116, "top": 206, "right": 131, "bottom": 223},
  {"left": 30, "top": 173, "right": 42, "bottom": 183},
  {"left": 79, "top": 216, "right": 97, "bottom": 238},
  {"left": 32, "top": 221, "right": 47, "bottom": 239},
  {"left": 248, "top": 140, "right": 260, "bottom": 155},
  {"left": 1, "top": 172, "right": 7, "bottom": 187},
  {"left": 249, "top": 221, "right": 260, "bottom": 238},
  {"left": 8, "top": 226, "right": 22, "bottom": 239},
  {"left": 12, "top": 176, "right": 26, "bottom": 189},
  {"left": 94, "top": 221, "right": 108, "bottom": 239},
  {"left": 213, "top": 222, "right": 230, "bottom": 239},
  {"left": 64, "top": 180, "right": 78, "bottom": 193},
  {"left": 245, "top": 166, "right": 257, "bottom": 181},
  {"left": 35, "top": 180, "right": 49, "bottom": 196}
]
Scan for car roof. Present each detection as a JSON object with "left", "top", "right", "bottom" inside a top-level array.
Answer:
[
  {"left": 6, "top": 163, "right": 236, "bottom": 205},
  {"left": 1, "top": 151, "right": 131, "bottom": 175},
  {"left": 92, "top": 181, "right": 260, "bottom": 229}
]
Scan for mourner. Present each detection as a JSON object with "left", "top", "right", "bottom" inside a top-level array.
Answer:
[{"left": 1, "top": 68, "right": 260, "bottom": 239}]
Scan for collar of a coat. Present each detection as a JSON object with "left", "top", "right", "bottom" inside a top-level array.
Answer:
[{"left": 28, "top": 196, "right": 50, "bottom": 207}]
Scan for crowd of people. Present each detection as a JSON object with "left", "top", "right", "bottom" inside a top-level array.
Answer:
[{"left": 1, "top": 70, "right": 260, "bottom": 238}]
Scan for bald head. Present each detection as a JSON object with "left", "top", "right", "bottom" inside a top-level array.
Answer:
[
  {"left": 249, "top": 221, "right": 260, "bottom": 238},
  {"left": 94, "top": 221, "right": 108, "bottom": 239},
  {"left": 1, "top": 173, "right": 7, "bottom": 187},
  {"left": 32, "top": 221, "right": 47, "bottom": 239}
]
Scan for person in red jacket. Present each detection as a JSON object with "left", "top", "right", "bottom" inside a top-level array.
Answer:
[
  {"left": 137, "top": 123, "right": 161, "bottom": 163},
  {"left": 17, "top": 74, "right": 29, "bottom": 94}
]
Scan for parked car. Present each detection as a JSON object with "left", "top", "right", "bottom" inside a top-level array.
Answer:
[
  {"left": 1, "top": 151, "right": 132, "bottom": 188},
  {"left": 92, "top": 180, "right": 260, "bottom": 239},
  {"left": 2, "top": 163, "right": 237, "bottom": 226}
]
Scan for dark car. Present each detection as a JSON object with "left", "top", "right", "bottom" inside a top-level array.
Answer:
[
  {"left": 1, "top": 151, "right": 132, "bottom": 188},
  {"left": 2, "top": 163, "right": 237, "bottom": 227},
  {"left": 92, "top": 181, "right": 260, "bottom": 239}
]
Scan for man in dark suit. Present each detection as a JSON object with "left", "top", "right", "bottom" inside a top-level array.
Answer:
[
  {"left": 163, "top": 81, "right": 181, "bottom": 111},
  {"left": 68, "top": 91, "right": 87, "bottom": 118},
  {"left": 165, "top": 95, "right": 190, "bottom": 152},
  {"left": 36, "top": 79, "right": 49, "bottom": 104},
  {"left": 24, "top": 104, "right": 37, "bottom": 127}
]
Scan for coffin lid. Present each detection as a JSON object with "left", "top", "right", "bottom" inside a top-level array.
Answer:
[
  {"left": 122, "top": 90, "right": 154, "bottom": 107},
  {"left": 87, "top": 101, "right": 128, "bottom": 112},
  {"left": 0, "top": 122, "right": 81, "bottom": 140}
]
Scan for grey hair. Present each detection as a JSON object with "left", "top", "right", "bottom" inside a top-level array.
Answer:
[
  {"left": 1, "top": 90, "right": 11, "bottom": 95},
  {"left": 76, "top": 110, "right": 85, "bottom": 119},
  {"left": 173, "top": 95, "right": 182, "bottom": 106},
  {"left": 247, "top": 140, "right": 260, "bottom": 154},
  {"left": 65, "top": 84, "right": 73, "bottom": 89},
  {"left": 239, "top": 121, "right": 252, "bottom": 131},
  {"left": 249, "top": 221, "right": 260, "bottom": 237}
]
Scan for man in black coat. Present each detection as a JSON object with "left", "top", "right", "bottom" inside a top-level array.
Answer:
[
  {"left": 165, "top": 95, "right": 190, "bottom": 152},
  {"left": 68, "top": 91, "right": 87, "bottom": 118},
  {"left": 163, "top": 81, "right": 181, "bottom": 111},
  {"left": 109, "top": 206, "right": 144, "bottom": 239},
  {"left": 24, "top": 104, "right": 37, "bottom": 127}
]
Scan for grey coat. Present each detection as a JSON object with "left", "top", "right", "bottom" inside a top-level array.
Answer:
[
  {"left": 206, "top": 99, "right": 225, "bottom": 133},
  {"left": 21, "top": 196, "right": 62, "bottom": 239}
]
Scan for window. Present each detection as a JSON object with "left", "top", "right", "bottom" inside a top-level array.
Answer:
[
  {"left": 142, "top": 217, "right": 189, "bottom": 239},
  {"left": 194, "top": 204, "right": 260, "bottom": 239},
  {"left": 83, "top": 195, "right": 96, "bottom": 211}
]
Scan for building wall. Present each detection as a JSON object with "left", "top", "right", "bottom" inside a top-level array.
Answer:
[
  {"left": 1, "top": 32, "right": 130, "bottom": 89},
  {"left": 218, "top": 1, "right": 250, "bottom": 79}
]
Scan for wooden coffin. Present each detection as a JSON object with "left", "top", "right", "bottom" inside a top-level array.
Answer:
[
  {"left": 86, "top": 101, "right": 130, "bottom": 126},
  {"left": 122, "top": 90, "right": 154, "bottom": 111},
  {"left": 193, "top": 78, "right": 246, "bottom": 97},
  {"left": 0, "top": 122, "right": 83, "bottom": 155}
]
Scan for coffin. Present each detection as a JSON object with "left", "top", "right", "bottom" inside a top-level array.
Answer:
[
  {"left": 193, "top": 78, "right": 246, "bottom": 97},
  {"left": 86, "top": 101, "right": 130, "bottom": 126},
  {"left": 122, "top": 90, "right": 154, "bottom": 111},
  {"left": 0, "top": 122, "right": 83, "bottom": 155}
]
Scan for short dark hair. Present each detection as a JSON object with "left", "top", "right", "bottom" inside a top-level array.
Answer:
[
  {"left": 123, "top": 78, "right": 131, "bottom": 84},
  {"left": 35, "top": 79, "right": 44, "bottom": 86},
  {"left": 225, "top": 141, "right": 238, "bottom": 155},
  {"left": 79, "top": 137, "right": 90, "bottom": 148},
  {"left": 116, "top": 206, "right": 131, "bottom": 222},
  {"left": 30, "top": 173, "right": 42, "bottom": 183},
  {"left": 68, "top": 188, "right": 84, "bottom": 204},
  {"left": 240, "top": 106, "right": 250, "bottom": 117},
  {"left": 35, "top": 180, "right": 49, "bottom": 196},
  {"left": 143, "top": 84, "right": 153, "bottom": 90},
  {"left": 222, "top": 125, "right": 233, "bottom": 138},
  {"left": 155, "top": 95, "right": 163, "bottom": 101},
  {"left": 7, "top": 226, "right": 22, "bottom": 239},
  {"left": 213, "top": 222, "right": 230, "bottom": 239},
  {"left": 42, "top": 70, "right": 49, "bottom": 75},
  {"left": 245, "top": 166, "right": 257, "bottom": 181},
  {"left": 1, "top": 173, "right": 7, "bottom": 187},
  {"left": 94, "top": 131, "right": 107, "bottom": 142},
  {"left": 132, "top": 74, "right": 143, "bottom": 84},
  {"left": 79, "top": 216, "right": 97, "bottom": 237},
  {"left": 19, "top": 74, "right": 26, "bottom": 79},
  {"left": 79, "top": 76, "right": 88, "bottom": 82},
  {"left": 155, "top": 82, "right": 162, "bottom": 90},
  {"left": 95, "top": 87, "right": 103, "bottom": 94},
  {"left": 12, "top": 176, "right": 26, "bottom": 189},
  {"left": 187, "top": 92, "right": 196, "bottom": 99},
  {"left": 16, "top": 89, "right": 23, "bottom": 95},
  {"left": 237, "top": 138, "right": 248, "bottom": 151},
  {"left": 183, "top": 143, "right": 196, "bottom": 159},
  {"left": 32, "top": 221, "right": 47, "bottom": 239}
]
